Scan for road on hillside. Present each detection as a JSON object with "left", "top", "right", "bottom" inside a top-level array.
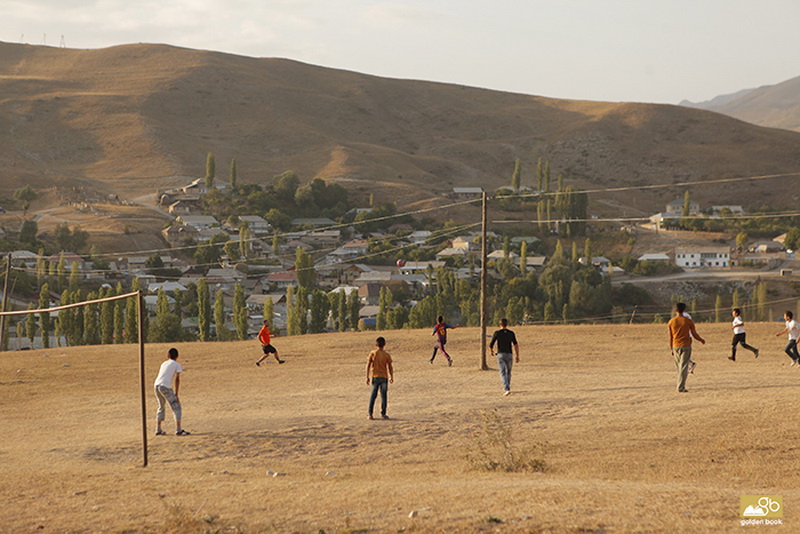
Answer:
[{"left": 612, "top": 261, "right": 796, "bottom": 284}]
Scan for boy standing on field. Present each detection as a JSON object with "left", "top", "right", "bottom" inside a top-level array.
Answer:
[
  {"left": 366, "top": 336, "right": 394, "bottom": 420},
  {"left": 154, "top": 347, "right": 190, "bottom": 436},
  {"left": 668, "top": 303, "right": 706, "bottom": 393},
  {"left": 729, "top": 308, "right": 759, "bottom": 361},
  {"left": 256, "top": 320, "right": 285, "bottom": 366},
  {"left": 774, "top": 311, "right": 800, "bottom": 365}
]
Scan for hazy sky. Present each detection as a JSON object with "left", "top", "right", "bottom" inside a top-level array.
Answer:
[{"left": 2, "top": 0, "right": 798, "bottom": 104}]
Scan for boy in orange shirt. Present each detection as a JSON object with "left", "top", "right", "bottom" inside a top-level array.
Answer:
[
  {"left": 668, "top": 302, "right": 705, "bottom": 392},
  {"left": 256, "top": 320, "right": 285, "bottom": 366},
  {"left": 366, "top": 336, "right": 394, "bottom": 420}
]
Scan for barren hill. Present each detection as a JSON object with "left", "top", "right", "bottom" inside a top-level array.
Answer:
[
  {"left": 682, "top": 75, "right": 800, "bottom": 134},
  {"left": 2, "top": 41, "right": 800, "bottom": 215}
]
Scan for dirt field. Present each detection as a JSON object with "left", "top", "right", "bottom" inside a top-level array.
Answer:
[{"left": 1, "top": 323, "right": 798, "bottom": 533}]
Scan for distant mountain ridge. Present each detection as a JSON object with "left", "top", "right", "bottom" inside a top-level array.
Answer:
[
  {"left": 680, "top": 76, "right": 800, "bottom": 133},
  {"left": 2, "top": 41, "right": 800, "bottom": 217}
]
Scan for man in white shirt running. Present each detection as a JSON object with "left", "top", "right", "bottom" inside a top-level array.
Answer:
[
  {"left": 729, "top": 308, "right": 759, "bottom": 361},
  {"left": 154, "top": 348, "right": 190, "bottom": 435},
  {"left": 775, "top": 311, "right": 800, "bottom": 366}
]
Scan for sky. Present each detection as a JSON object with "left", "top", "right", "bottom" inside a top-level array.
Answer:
[{"left": 2, "top": 0, "right": 799, "bottom": 104}]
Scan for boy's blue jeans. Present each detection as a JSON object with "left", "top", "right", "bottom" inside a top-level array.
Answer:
[{"left": 369, "top": 377, "right": 388, "bottom": 416}]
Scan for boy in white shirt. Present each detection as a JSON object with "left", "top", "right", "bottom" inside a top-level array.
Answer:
[
  {"left": 729, "top": 308, "right": 759, "bottom": 361},
  {"left": 154, "top": 348, "right": 190, "bottom": 435},
  {"left": 775, "top": 311, "right": 800, "bottom": 366}
]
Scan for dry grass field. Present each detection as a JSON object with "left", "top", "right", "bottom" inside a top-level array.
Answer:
[{"left": 2, "top": 323, "right": 798, "bottom": 533}]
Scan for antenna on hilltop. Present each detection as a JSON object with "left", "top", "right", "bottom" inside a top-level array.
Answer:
[
  {"left": 42, "top": 33, "right": 46, "bottom": 45},
  {"left": 60, "top": 35, "right": 66, "bottom": 48}
]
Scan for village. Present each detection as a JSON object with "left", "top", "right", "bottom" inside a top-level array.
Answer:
[{"left": 3, "top": 177, "right": 795, "bottom": 350}]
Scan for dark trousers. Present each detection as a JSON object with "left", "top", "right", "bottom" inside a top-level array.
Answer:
[
  {"left": 369, "top": 377, "right": 388, "bottom": 416},
  {"left": 731, "top": 333, "right": 758, "bottom": 358},
  {"left": 785, "top": 340, "right": 800, "bottom": 362},
  {"left": 431, "top": 339, "right": 451, "bottom": 361}
]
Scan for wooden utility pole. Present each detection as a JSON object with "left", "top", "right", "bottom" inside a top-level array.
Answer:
[
  {"left": 137, "top": 290, "right": 148, "bottom": 467},
  {"left": 0, "top": 254, "right": 11, "bottom": 351},
  {"left": 479, "top": 192, "right": 489, "bottom": 370}
]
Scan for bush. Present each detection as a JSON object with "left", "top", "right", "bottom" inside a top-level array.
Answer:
[{"left": 463, "top": 409, "right": 546, "bottom": 473}]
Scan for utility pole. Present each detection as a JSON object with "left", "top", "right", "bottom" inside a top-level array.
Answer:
[
  {"left": 0, "top": 255, "right": 10, "bottom": 351},
  {"left": 479, "top": 192, "right": 489, "bottom": 370}
]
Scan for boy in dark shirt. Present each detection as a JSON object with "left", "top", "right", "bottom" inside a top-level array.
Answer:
[{"left": 489, "top": 318, "right": 520, "bottom": 396}]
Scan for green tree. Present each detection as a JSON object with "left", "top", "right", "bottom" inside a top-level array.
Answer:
[
  {"left": 784, "top": 227, "right": 800, "bottom": 251},
  {"left": 239, "top": 223, "right": 250, "bottom": 260},
  {"left": 736, "top": 231, "right": 749, "bottom": 250},
  {"left": 197, "top": 278, "right": 211, "bottom": 341},
  {"left": 263, "top": 296, "right": 274, "bottom": 326},
  {"left": 26, "top": 303, "right": 37, "bottom": 346},
  {"left": 38, "top": 284, "right": 51, "bottom": 348},
  {"left": 224, "top": 240, "right": 241, "bottom": 261},
  {"left": 309, "top": 289, "right": 330, "bottom": 334},
  {"left": 286, "top": 285, "right": 299, "bottom": 335},
  {"left": 14, "top": 185, "right": 38, "bottom": 216},
  {"left": 230, "top": 158, "right": 237, "bottom": 188},
  {"left": 83, "top": 291, "right": 100, "bottom": 345},
  {"left": 234, "top": 283, "right": 248, "bottom": 340},
  {"left": 19, "top": 220, "right": 38, "bottom": 245},
  {"left": 511, "top": 158, "right": 521, "bottom": 192},
  {"left": 125, "top": 278, "right": 140, "bottom": 343},
  {"left": 377, "top": 286, "right": 393, "bottom": 330},
  {"left": 214, "top": 288, "right": 231, "bottom": 341},
  {"left": 296, "top": 286, "right": 309, "bottom": 334},
  {"left": 295, "top": 248, "right": 315, "bottom": 288},
  {"left": 682, "top": 190, "right": 691, "bottom": 217},
  {"left": 519, "top": 240, "right": 528, "bottom": 274},
  {"left": 100, "top": 287, "right": 115, "bottom": 345},
  {"left": 114, "top": 283, "right": 126, "bottom": 343},
  {"left": 68, "top": 261, "right": 80, "bottom": 292},
  {"left": 347, "top": 289, "right": 359, "bottom": 332},
  {"left": 205, "top": 152, "right": 216, "bottom": 189}
]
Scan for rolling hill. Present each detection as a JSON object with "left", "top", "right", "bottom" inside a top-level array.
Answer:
[
  {"left": 681, "top": 75, "right": 800, "bottom": 134},
  {"left": 2, "top": 41, "right": 800, "bottom": 221}
]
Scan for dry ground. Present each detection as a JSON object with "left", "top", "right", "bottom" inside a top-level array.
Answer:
[{"left": 1, "top": 323, "right": 799, "bottom": 533}]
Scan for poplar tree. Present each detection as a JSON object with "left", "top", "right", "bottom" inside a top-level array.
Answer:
[
  {"left": 214, "top": 288, "right": 230, "bottom": 341},
  {"left": 68, "top": 261, "right": 80, "bottom": 292},
  {"left": 520, "top": 240, "right": 528, "bottom": 274},
  {"left": 197, "top": 278, "right": 211, "bottom": 341},
  {"left": 682, "top": 190, "right": 691, "bottom": 217},
  {"left": 234, "top": 283, "right": 248, "bottom": 340},
  {"left": 239, "top": 224, "right": 250, "bottom": 260},
  {"left": 101, "top": 286, "right": 115, "bottom": 345},
  {"left": 536, "top": 157, "right": 543, "bottom": 192},
  {"left": 39, "top": 283, "right": 50, "bottom": 349},
  {"left": 377, "top": 287, "right": 389, "bottom": 330},
  {"left": 26, "top": 303, "right": 37, "bottom": 347},
  {"left": 511, "top": 158, "right": 521, "bottom": 192},
  {"left": 83, "top": 291, "right": 100, "bottom": 345},
  {"left": 328, "top": 291, "right": 342, "bottom": 331},
  {"left": 205, "top": 152, "right": 215, "bottom": 189},
  {"left": 263, "top": 296, "right": 274, "bottom": 327},
  {"left": 230, "top": 158, "right": 237, "bottom": 188},
  {"left": 125, "top": 278, "right": 141, "bottom": 343},
  {"left": 295, "top": 248, "right": 315, "bottom": 288},
  {"left": 347, "top": 289, "right": 360, "bottom": 331},
  {"left": 309, "top": 289, "right": 330, "bottom": 333},
  {"left": 286, "top": 285, "right": 299, "bottom": 335},
  {"left": 114, "top": 283, "right": 125, "bottom": 343}
]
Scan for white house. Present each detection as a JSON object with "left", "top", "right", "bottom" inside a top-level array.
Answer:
[
  {"left": 675, "top": 247, "right": 730, "bottom": 268},
  {"left": 452, "top": 187, "right": 484, "bottom": 199},
  {"left": 665, "top": 198, "right": 700, "bottom": 216},
  {"left": 239, "top": 215, "right": 271, "bottom": 235},
  {"left": 638, "top": 253, "right": 671, "bottom": 262},
  {"left": 175, "top": 215, "right": 219, "bottom": 231}
]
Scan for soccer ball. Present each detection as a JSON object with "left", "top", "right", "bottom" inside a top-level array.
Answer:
[{"left": 396, "top": 259, "right": 406, "bottom": 267}]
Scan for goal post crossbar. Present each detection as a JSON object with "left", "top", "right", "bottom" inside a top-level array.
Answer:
[{"left": 0, "top": 290, "right": 150, "bottom": 467}]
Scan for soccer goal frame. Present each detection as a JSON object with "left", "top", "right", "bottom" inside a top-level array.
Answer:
[{"left": 0, "top": 290, "right": 151, "bottom": 466}]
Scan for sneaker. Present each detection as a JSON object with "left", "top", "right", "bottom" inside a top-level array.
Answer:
[
  {"left": 155, "top": 429, "right": 166, "bottom": 436},
  {"left": 368, "top": 414, "right": 374, "bottom": 420},
  {"left": 381, "top": 415, "right": 390, "bottom": 420},
  {"left": 429, "top": 358, "right": 434, "bottom": 364},
  {"left": 175, "top": 429, "right": 191, "bottom": 436},
  {"left": 688, "top": 361, "right": 697, "bottom": 374},
  {"left": 727, "top": 356, "right": 735, "bottom": 361},
  {"left": 255, "top": 361, "right": 261, "bottom": 366},
  {"left": 678, "top": 389, "right": 689, "bottom": 393},
  {"left": 448, "top": 359, "right": 453, "bottom": 367},
  {"left": 503, "top": 390, "right": 511, "bottom": 396},
  {"left": 278, "top": 360, "right": 285, "bottom": 364},
  {"left": 791, "top": 360, "right": 797, "bottom": 367},
  {"left": 754, "top": 349, "right": 759, "bottom": 359}
]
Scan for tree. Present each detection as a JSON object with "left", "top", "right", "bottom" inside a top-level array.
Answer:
[
  {"left": 68, "top": 261, "right": 80, "bottom": 292},
  {"left": 230, "top": 158, "right": 237, "bottom": 188},
  {"left": 82, "top": 291, "right": 100, "bottom": 345},
  {"left": 682, "top": 190, "right": 691, "bottom": 218},
  {"left": 286, "top": 285, "right": 299, "bottom": 336},
  {"left": 295, "top": 248, "right": 315, "bottom": 288},
  {"left": 377, "top": 287, "right": 392, "bottom": 330},
  {"left": 224, "top": 240, "right": 241, "bottom": 261},
  {"left": 114, "top": 283, "right": 125, "bottom": 343},
  {"left": 347, "top": 289, "right": 359, "bottom": 332},
  {"left": 14, "top": 185, "right": 38, "bottom": 216},
  {"left": 39, "top": 283, "right": 50, "bottom": 349},
  {"left": 214, "top": 289, "right": 230, "bottom": 341},
  {"left": 26, "top": 303, "right": 37, "bottom": 347},
  {"left": 233, "top": 283, "right": 248, "bottom": 340},
  {"left": 125, "top": 278, "right": 140, "bottom": 343},
  {"left": 519, "top": 240, "right": 528, "bottom": 274},
  {"left": 205, "top": 152, "right": 216, "bottom": 189},
  {"left": 239, "top": 223, "right": 250, "bottom": 260},
  {"left": 197, "top": 278, "right": 211, "bottom": 341},
  {"left": 273, "top": 171, "right": 300, "bottom": 202},
  {"left": 263, "top": 296, "right": 274, "bottom": 327},
  {"left": 150, "top": 289, "right": 181, "bottom": 343},
  {"left": 19, "top": 220, "right": 38, "bottom": 245},
  {"left": 309, "top": 289, "right": 330, "bottom": 334},
  {"left": 100, "top": 287, "right": 115, "bottom": 345},
  {"left": 784, "top": 227, "right": 800, "bottom": 251},
  {"left": 511, "top": 158, "right": 521, "bottom": 192},
  {"left": 536, "top": 157, "right": 543, "bottom": 192},
  {"left": 328, "top": 291, "right": 342, "bottom": 331}
]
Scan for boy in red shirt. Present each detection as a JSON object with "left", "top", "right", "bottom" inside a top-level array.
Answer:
[
  {"left": 256, "top": 320, "right": 285, "bottom": 366},
  {"left": 430, "top": 315, "right": 458, "bottom": 366}
]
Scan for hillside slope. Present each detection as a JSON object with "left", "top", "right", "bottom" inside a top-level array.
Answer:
[
  {"left": 681, "top": 75, "right": 800, "bottom": 134},
  {"left": 2, "top": 41, "right": 800, "bottom": 214}
]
